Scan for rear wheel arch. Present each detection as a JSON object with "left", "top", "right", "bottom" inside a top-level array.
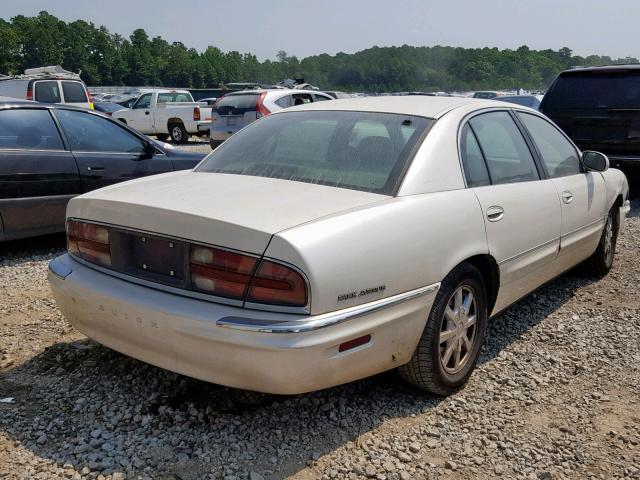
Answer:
[
  {"left": 455, "top": 254, "right": 500, "bottom": 317},
  {"left": 167, "top": 117, "right": 184, "bottom": 128}
]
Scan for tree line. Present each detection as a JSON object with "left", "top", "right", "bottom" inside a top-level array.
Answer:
[{"left": 0, "top": 11, "right": 637, "bottom": 92}]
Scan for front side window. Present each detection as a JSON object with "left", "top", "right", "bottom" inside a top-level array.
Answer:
[
  {"left": 469, "top": 111, "right": 540, "bottom": 184},
  {"left": 61, "top": 81, "right": 88, "bottom": 103},
  {"left": 517, "top": 112, "right": 581, "bottom": 178},
  {"left": 313, "top": 94, "right": 331, "bottom": 102},
  {"left": 460, "top": 124, "right": 490, "bottom": 187},
  {"left": 196, "top": 111, "right": 432, "bottom": 194},
  {"left": 134, "top": 94, "right": 152, "bottom": 109},
  {"left": 34, "top": 81, "right": 61, "bottom": 103},
  {"left": 55, "top": 110, "right": 145, "bottom": 153},
  {"left": 0, "top": 108, "right": 64, "bottom": 150}
]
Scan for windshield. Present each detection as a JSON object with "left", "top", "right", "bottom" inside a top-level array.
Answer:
[
  {"left": 544, "top": 71, "right": 640, "bottom": 109},
  {"left": 196, "top": 111, "right": 431, "bottom": 194}
]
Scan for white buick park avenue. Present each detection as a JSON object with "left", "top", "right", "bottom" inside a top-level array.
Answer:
[{"left": 48, "top": 97, "right": 630, "bottom": 396}]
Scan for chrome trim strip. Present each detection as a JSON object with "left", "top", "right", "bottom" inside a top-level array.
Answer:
[
  {"left": 217, "top": 283, "right": 440, "bottom": 333},
  {"left": 562, "top": 216, "right": 605, "bottom": 238},
  {"left": 48, "top": 257, "right": 72, "bottom": 279},
  {"left": 498, "top": 237, "right": 559, "bottom": 266}
]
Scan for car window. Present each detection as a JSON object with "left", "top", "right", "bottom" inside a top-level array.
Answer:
[
  {"left": 292, "top": 94, "right": 313, "bottom": 106},
  {"left": 313, "top": 94, "right": 331, "bottom": 102},
  {"left": 34, "top": 81, "right": 61, "bottom": 103},
  {"left": 134, "top": 94, "right": 152, "bottom": 109},
  {"left": 543, "top": 72, "right": 640, "bottom": 109},
  {"left": 61, "top": 81, "right": 88, "bottom": 103},
  {"left": 0, "top": 108, "right": 64, "bottom": 150},
  {"left": 55, "top": 110, "right": 145, "bottom": 153},
  {"left": 275, "top": 95, "right": 291, "bottom": 108},
  {"left": 196, "top": 111, "right": 432, "bottom": 194},
  {"left": 460, "top": 124, "right": 490, "bottom": 187},
  {"left": 216, "top": 94, "right": 259, "bottom": 111},
  {"left": 157, "top": 92, "right": 193, "bottom": 103},
  {"left": 517, "top": 112, "right": 581, "bottom": 178},
  {"left": 469, "top": 111, "right": 540, "bottom": 184}
]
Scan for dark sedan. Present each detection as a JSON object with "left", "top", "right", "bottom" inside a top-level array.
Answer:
[{"left": 0, "top": 99, "right": 206, "bottom": 241}]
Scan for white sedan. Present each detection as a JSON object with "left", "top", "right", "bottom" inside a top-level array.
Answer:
[{"left": 48, "top": 97, "right": 630, "bottom": 395}]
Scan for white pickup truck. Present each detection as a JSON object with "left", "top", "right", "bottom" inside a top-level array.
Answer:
[{"left": 115, "top": 89, "right": 212, "bottom": 143}]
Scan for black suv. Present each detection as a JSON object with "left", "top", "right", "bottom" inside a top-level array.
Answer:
[
  {"left": 540, "top": 65, "right": 640, "bottom": 169},
  {"left": 0, "top": 98, "right": 205, "bottom": 241}
]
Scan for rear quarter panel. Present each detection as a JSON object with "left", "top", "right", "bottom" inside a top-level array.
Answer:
[{"left": 267, "top": 189, "right": 487, "bottom": 315}]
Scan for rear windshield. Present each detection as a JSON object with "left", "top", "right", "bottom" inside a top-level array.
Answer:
[
  {"left": 216, "top": 94, "right": 259, "bottom": 111},
  {"left": 544, "top": 71, "right": 640, "bottom": 109},
  {"left": 61, "top": 81, "right": 88, "bottom": 103},
  {"left": 157, "top": 92, "right": 193, "bottom": 103},
  {"left": 196, "top": 111, "right": 431, "bottom": 194}
]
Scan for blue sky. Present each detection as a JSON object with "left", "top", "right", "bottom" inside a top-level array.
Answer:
[{"left": 2, "top": 0, "right": 639, "bottom": 61}]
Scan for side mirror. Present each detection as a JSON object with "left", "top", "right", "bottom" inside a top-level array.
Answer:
[
  {"left": 140, "top": 140, "right": 156, "bottom": 159},
  {"left": 582, "top": 151, "right": 609, "bottom": 172}
]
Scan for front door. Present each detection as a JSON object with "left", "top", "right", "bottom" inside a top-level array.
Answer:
[
  {"left": 515, "top": 112, "right": 607, "bottom": 268},
  {"left": 53, "top": 109, "right": 172, "bottom": 192},
  {"left": 126, "top": 93, "right": 154, "bottom": 133},
  {"left": 460, "top": 112, "right": 562, "bottom": 313}
]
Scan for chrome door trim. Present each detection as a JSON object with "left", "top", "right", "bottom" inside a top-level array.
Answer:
[{"left": 498, "top": 237, "right": 560, "bottom": 266}]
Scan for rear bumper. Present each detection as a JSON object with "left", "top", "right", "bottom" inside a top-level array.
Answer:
[
  {"left": 210, "top": 128, "right": 236, "bottom": 142},
  {"left": 49, "top": 254, "right": 438, "bottom": 394},
  {"left": 196, "top": 122, "right": 210, "bottom": 135}
]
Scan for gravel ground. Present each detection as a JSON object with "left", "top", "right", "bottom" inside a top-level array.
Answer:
[{"left": 0, "top": 186, "right": 638, "bottom": 479}]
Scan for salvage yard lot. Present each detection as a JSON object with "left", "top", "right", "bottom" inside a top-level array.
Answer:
[{"left": 0, "top": 147, "right": 639, "bottom": 479}]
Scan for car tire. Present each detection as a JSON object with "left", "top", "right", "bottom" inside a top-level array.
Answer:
[
  {"left": 117, "top": 118, "right": 127, "bottom": 124},
  {"left": 399, "top": 262, "right": 488, "bottom": 396},
  {"left": 156, "top": 134, "right": 168, "bottom": 142},
  {"left": 169, "top": 123, "right": 188, "bottom": 144},
  {"left": 583, "top": 206, "right": 619, "bottom": 277},
  {"left": 209, "top": 139, "right": 224, "bottom": 150}
]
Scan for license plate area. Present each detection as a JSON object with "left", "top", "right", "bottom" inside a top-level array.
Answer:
[
  {"left": 110, "top": 231, "right": 188, "bottom": 288},
  {"left": 226, "top": 117, "right": 237, "bottom": 126}
]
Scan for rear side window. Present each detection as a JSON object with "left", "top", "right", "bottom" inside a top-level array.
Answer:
[
  {"left": 517, "top": 113, "right": 581, "bottom": 178},
  {"left": 543, "top": 72, "right": 640, "bottom": 110},
  {"left": 0, "top": 108, "right": 64, "bottom": 150},
  {"left": 275, "top": 96, "right": 291, "bottom": 108},
  {"left": 61, "top": 81, "right": 88, "bottom": 103},
  {"left": 196, "top": 111, "right": 432, "bottom": 194},
  {"left": 55, "top": 110, "right": 145, "bottom": 153},
  {"left": 460, "top": 124, "right": 490, "bottom": 187},
  {"left": 292, "top": 94, "right": 313, "bottom": 106},
  {"left": 469, "top": 112, "right": 540, "bottom": 184},
  {"left": 34, "top": 81, "right": 61, "bottom": 103}
]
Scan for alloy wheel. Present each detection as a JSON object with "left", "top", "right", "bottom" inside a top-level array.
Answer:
[{"left": 439, "top": 286, "right": 478, "bottom": 375}]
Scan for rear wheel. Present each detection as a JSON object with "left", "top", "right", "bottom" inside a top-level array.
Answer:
[
  {"left": 583, "top": 206, "right": 619, "bottom": 276},
  {"left": 399, "top": 263, "right": 488, "bottom": 395},
  {"left": 169, "top": 123, "right": 188, "bottom": 144}
]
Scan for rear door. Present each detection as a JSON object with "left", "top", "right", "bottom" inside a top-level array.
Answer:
[
  {"left": 516, "top": 111, "right": 607, "bottom": 266},
  {"left": 53, "top": 109, "right": 172, "bottom": 192},
  {"left": 0, "top": 107, "right": 80, "bottom": 239},
  {"left": 60, "top": 80, "right": 90, "bottom": 109},
  {"left": 33, "top": 80, "right": 62, "bottom": 104},
  {"left": 460, "top": 111, "right": 562, "bottom": 312}
]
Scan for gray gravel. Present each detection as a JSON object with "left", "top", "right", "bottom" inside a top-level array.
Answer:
[{"left": 0, "top": 194, "right": 639, "bottom": 480}]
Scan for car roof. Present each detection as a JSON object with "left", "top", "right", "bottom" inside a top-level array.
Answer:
[
  {"left": 226, "top": 88, "right": 324, "bottom": 96},
  {"left": 560, "top": 64, "right": 640, "bottom": 74},
  {"left": 275, "top": 96, "right": 522, "bottom": 119}
]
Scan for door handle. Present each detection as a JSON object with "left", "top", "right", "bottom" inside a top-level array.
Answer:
[
  {"left": 562, "top": 191, "right": 574, "bottom": 204},
  {"left": 86, "top": 166, "right": 104, "bottom": 171},
  {"left": 486, "top": 206, "right": 504, "bottom": 222},
  {"left": 145, "top": 111, "right": 150, "bottom": 115}
]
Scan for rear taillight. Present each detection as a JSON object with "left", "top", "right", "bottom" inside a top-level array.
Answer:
[
  {"left": 87, "top": 91, "right": 94, "bottom": 110},
  {"left": 190, "top": 245, "right": 258, "bottom": 300},
  {"left": 246, "top": 260, "right": 307, "bottom": 307},
  {"left": 190, "top": 245, "right": 308, "bottom": 307},
  {"left": 193, "top": 106, "right": 201, "bottom": 121},
  {"left": 26, "top": 88, "right": 33, "bottom": 101},
  {"left": 67, "top": 220, "right": 111, "bottom": 267},
  {"left": 256, "top": 92, "right": 270, "bottom": 119}
]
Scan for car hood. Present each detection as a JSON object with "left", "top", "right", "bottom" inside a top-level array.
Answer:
[{"left": 66, "top": 170, "right": 389, "bottom": 254}]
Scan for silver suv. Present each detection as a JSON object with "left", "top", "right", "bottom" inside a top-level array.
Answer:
[{"left": 209, "top": 89, "right": 333, "bottom": 148}]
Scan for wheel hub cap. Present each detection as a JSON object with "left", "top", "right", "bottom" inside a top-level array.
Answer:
[{"left": 439, "top": 286, "right": 478, "bottom": 375}]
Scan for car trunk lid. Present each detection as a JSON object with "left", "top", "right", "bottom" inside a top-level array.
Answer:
[{"left": 67, "top": 170, "right": 388, "bottom": 255}]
